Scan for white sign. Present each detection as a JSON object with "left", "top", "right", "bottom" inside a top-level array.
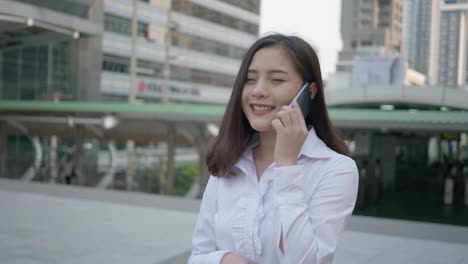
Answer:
[
  {"left": 352, "top": 56, "right": 406, "bottom": 86},
  {"left": 101, "top": 72, "right": 230, "bottom": 104}
]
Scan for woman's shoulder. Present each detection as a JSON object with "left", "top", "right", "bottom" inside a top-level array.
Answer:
[
  {"left": 302, "top": 148, "right": 358, "bottom": 182},
  {"left": 320, "top": 154, "right": 359, "bottom": 192},
  {"left": 328, "top": 153, "right": 358, "bottom": 174}
]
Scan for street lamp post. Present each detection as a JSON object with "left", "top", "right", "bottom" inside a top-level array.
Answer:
[
  {"left": 159, "top": 3, "right": 174, "bottom": 193},
  {"left": 126, "top": 0, "right": 138, "bottom": 191},
  {"left": 129, "top": 0, "right": 138, "bottom": 103},
  {"left": 161, "top": 7, "right": 172, "bottom": 103}
]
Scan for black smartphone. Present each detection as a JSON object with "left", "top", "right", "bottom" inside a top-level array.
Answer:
[{"left": 289, "top": 82, "right": 312, "bottom": 118}]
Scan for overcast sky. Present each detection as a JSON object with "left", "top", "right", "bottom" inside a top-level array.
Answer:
[{"left": 259, "top": 0, "right": 342, "bottom": 80}]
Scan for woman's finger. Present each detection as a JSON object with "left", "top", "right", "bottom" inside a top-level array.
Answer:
[
  {"left": 278, "top": 109, "right": 293, "bottom": 127},
  {"left": 289, "top": 106, "right": 300, "bottom": 127},
  {"left": 271, "top": 118, "right": 284, "bottom": 132}
]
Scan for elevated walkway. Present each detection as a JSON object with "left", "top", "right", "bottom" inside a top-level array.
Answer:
[
  {"left": 325, "top": 85, "right": 468, "bottom": 111},
  {"left": 2, "top": 100, "right": 468, "bottom": 138}
]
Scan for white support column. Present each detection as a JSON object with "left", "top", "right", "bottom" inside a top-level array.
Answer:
[
  {"left": 49, "top": 135, "right": 58, "bottom": 183},
  {"left": 24, "top": 137, "right": 42, "bottom": 182},
  {"left": 97, "top": 141, "right": 117, "bottom": 189},
  {"left": 165, "top": 125, "right": 176, "bottom": 194},
  {"left": 457, "top": 10, "right": 467, "bottom": 87},
  {"left": 159, "top": 141, "right": 167, "bottom": 194},
  {"left": 126, "top": 140, "right": 135, "bottom": 191}
]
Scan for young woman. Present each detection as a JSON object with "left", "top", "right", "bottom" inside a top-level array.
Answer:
[{"left": 188, "top": 34, "right": 358, "bottom": 264}]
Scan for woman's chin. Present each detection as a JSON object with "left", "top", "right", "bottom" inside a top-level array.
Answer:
[{"left": 250, "top": 122, "right": 274, "bottom": 132}]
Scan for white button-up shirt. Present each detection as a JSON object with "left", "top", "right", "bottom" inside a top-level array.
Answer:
[{"left": 188, "top": 128, "right": 359, "bottom": 264}]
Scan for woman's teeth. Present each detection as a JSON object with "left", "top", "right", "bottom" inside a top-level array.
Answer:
[{"left": 253, "top": 105, "right": 274, "bottom": 111}]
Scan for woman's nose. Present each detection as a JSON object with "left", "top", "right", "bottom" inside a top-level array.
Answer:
[{"left": 251, "top": 81, "right": 268, "bottom": 98}]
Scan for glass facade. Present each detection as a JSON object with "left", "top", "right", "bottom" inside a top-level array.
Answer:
[
  {"left": 104, "top": 14, "right": 149, "bottom": 38},
  {"left": 0, "top": 41, "right": 72, "bottom": 100},
  {"left": 5, "top": 136, "right": 34, "bottom": 179},
  {"left": 172, "top": 0, "right": 258, "bottom": 35},
  {"left": 439, "top": 12, "right": 461, "bottom": 87}
]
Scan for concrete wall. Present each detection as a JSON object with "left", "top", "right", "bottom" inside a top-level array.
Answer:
[{"left": 69, "top": 0, "right": 104, "bottom": 100}]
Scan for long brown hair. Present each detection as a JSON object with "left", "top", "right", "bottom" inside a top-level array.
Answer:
[{"left": 207, "top": 34, "right": 349, "bottom": 177}]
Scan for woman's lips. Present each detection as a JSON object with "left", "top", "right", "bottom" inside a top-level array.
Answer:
[{"left": 250, "top": 104, "right": 275, "bottom": 116}]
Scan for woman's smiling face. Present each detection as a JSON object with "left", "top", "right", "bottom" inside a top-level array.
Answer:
[{"left": 241, "top": 45, "right": 304, "bottom": 132}]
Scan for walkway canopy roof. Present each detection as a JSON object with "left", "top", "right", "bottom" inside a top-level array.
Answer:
[
  {"left": 0, "top": 100, "right": 467, "bottom": 143},
  {"left": 0, "top": 0, "right": 101, "bottom": 49}
]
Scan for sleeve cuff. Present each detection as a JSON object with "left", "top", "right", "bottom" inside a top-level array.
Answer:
[
  {"left": 213, "top": 250, "right": 231, "bottom": 264},
  {"left": 188, "top": 250, "right": 231, "bottom": 264}
]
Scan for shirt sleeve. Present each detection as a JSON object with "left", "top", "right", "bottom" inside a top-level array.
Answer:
[
  {"left": 272, "top": 156, "right": 359, "bottom": 264},
  {"left": 188, "top": 176, "right": 231, "bottom": 264}
]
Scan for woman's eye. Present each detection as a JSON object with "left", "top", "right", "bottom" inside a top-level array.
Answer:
[
  {"left": 272, "top": 79, "right": 284, "bottom": 83},
  {"left": 246, "top": 78, "right": 256, "bottom": 83}
]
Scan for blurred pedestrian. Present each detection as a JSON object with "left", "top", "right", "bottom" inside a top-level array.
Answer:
[
  {"left": 444, "top": 161, "right": 456, "bottom": 205},
  {"left": 463, "top": 160, "right": 468, "bottom": 206},
  {"left": 374, "top": 158, "right": 383, "bottom": 205},
  {"left": 357, "top": 159, "right": 368, "bottom": 209}
]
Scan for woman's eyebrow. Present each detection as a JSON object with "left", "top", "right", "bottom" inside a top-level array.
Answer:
[
  {"left": 247, "top": 69, "right": 288, "bottom": 74},
  {"left": 267, "top": 69, "right": 288, "bottom": 74}
]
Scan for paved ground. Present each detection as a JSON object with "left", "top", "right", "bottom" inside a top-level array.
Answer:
[{"left": 1, "top": 178, "right": 468, "bottom": 264}]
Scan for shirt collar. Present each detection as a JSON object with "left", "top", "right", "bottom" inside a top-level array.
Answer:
[
  {"left": 232, "top": 137, "right": 256, "bottom": 176},
  {"left": 299, "top": 126, "right": 337, "bottom": 159},
  {"left": 233, "top": 127, "right": 336, "bottom": 175}
]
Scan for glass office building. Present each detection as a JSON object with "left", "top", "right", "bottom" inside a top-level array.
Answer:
[
  {"left": 0, "top": 0, "right": 260, "bottom": 103},
  {"left": 0, "top": 0, "right": 103, "bottom": 101}
]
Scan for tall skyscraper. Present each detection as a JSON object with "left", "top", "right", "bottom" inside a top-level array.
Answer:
[
  {"left": 337, "top": 0, "right": 404, "bottom": 72},
  {"left": 402, "top": 0, "right": 441, "bottom": 85},
  {"left": 438, "top": 0, "right": 468, "bottom": 88}
]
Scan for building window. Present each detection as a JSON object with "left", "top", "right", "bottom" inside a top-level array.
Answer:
[
  {"left": 171, "top": 31, "right": 246, "bottom": 59},
  {"left": 104, "top": 14, "right": 149, "bottom": 37},
  {"left": 218, "top": 0, "right": 260, "bottom": 14},
  {"left": 171, "top": 65, "right": 236, "bottom": 87},
  {"left": 1, "top": 41, "right": 71, "bottom": 100},
  {"left": 102, "top": 54, "right": 166, "bottom": 78},
  {"left": 172, "top": 0, "right": 258, "bottom": 35}
]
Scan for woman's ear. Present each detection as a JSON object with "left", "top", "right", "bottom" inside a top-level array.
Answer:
[{"left": 309, "top": 82, "right": 317, "bottom": 100}]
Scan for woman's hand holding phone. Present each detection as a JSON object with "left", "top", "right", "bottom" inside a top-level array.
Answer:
[{"left": 272, "top": 100, "right": 308, "bottom": 167}]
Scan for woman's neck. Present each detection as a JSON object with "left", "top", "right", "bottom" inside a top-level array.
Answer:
[
  {"left": 254, "top": 130, "right": 276, "bottom": 161},
  {"left": 252, "top": 130, "right": 277, "bottom": 180}
]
